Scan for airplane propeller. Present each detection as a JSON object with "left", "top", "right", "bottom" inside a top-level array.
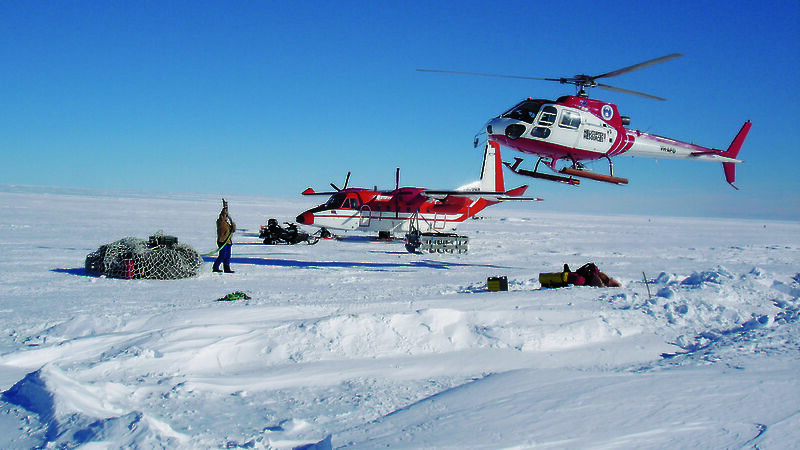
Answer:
[
  {"left": 417, "top": 53, "right": 683, "bottom": 101},
  {"left": 330, "top": 172, "right": 351, "bottom": 191}
]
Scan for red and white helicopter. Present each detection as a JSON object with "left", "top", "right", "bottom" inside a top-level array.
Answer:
[
  {"left": 419, "top": 54, "right": 751, "bottom": 188},
  {"left": 296, "top": 141, "right": 539, "bottom": 238}
]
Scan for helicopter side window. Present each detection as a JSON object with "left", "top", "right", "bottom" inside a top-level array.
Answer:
[
  {"left": 531, "top": 127, "right": 551, "bottom": 139},
  {"left": 538, "top": 105, "right": 558, "bottom": 127},
  {"left": 559, "top": 110, "right": 581, "bottom": 129}
]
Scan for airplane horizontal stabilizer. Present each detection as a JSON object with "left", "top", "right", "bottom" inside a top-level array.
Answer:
[
  {"left": 498, "top": 185, "right": 542, "bottom": 201},
  {"left": 504, "top": 185, "right": 528, "bottom": 196}
]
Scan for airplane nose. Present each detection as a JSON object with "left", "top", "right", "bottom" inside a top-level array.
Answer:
[{"left": 296, "top": 212, "right": 313, "bottom": 225}]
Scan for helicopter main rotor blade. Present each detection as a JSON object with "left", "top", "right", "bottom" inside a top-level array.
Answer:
[
  {"left": 594, "top": 53, "right": 683, "bottom": 80},
  {"left": 596, "top": 83, "right": 667, "bottom": 101},
  {"left": 416, "top": 68, "right": 554, "bottom": 82},
  {"left": 418, "top": 54, "right": 681, "bottom": 100}
]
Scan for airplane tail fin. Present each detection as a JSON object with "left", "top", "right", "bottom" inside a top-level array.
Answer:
[
  {"left": 479, "top": 140, "right": 505, "bottom": 192},
  {"left": 452, "top": 140, "right": 539, "bottom": 200},
  {"left": 721, "top": 121, "right": 751, "bottom": 190}
]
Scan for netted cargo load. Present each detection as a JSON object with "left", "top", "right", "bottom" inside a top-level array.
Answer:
[
  {"left": 85, "top": 233, "right": 203, "bottom": 279},
  {"left": 404, "top": 231, "right": 469, "bottom": 254}
]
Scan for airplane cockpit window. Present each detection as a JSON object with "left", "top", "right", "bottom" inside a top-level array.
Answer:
[
  {"left": 559, "top": 110, "right": 581, "bottom": 129},
  {"left": 538, "top": 105, "right": 558, "bottom": 126},
  {"left": 501, "top": 100, "right": 542, "bottom": 124},
  {"left": 343, "top": 197, "right": 359, "bottom": 209},
  {"left": 325, "top": 195, "right": 345, "bottom": 208}
]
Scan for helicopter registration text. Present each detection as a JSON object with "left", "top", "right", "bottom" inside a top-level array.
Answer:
[{"left": 583, "top": 129, "right": 606, "bottom": 143}]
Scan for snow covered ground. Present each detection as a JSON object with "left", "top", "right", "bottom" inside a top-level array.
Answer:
[{"left": 1, "top": 186, "right": 798, "bottom": 449}]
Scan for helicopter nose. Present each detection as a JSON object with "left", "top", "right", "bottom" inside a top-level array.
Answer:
[
  {"left": 296, "top": 212, "right": 313, "bottom": 225},
  {"left": 487, "top": 117, "right": 500, "bottom": 134},
  {"left": 488, "top": 117, "right": 527, "bottom": 140}
]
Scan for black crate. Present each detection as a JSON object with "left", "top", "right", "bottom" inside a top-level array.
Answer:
[
  {"left": 149, "top": 235, "right": 178, "bottom": 247},
  {"left": 487, "top": 276, "right": 508, "bottom": 292}
]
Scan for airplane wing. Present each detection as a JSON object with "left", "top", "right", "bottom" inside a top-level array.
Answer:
[
  {"left": 421, "top": 185, "right": 542, "bottom": 201},
  {"left": 422, "top": 190, "right": 505, "bottom": 197}
]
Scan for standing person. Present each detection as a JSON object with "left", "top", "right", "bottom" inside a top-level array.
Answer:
[{"left": 213, "top": 199, "right": 236, "bottom": 273}]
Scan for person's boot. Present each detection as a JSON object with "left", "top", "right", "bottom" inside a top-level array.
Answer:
[
  {"left": 212, "top": 266, "right": 222, "bottom": 273},
  {"left": 224, "top": 265, "right": 235, "bottom": 273}
]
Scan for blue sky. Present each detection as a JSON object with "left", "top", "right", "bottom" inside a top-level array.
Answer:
[{"left": 2, "top": 1, "right": 798, "bottom": 220}]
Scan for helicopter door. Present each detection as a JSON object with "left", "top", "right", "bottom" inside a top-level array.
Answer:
[
  {"left": 359, "top": 205, "right": 371, "bottom": 227},
  {"left": 531, "top": 105, "right": 557, "bottom": 139},
  {"left": 555, "top": 109, "right": 582, "bottom": 148}
]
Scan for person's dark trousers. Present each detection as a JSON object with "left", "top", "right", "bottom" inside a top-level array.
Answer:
[{"left": 213, "top": 242, "right": 232, "bottom": 272}]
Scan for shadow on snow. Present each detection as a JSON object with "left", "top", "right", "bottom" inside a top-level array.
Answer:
[
  {"left": 51, "top": 268, "right": 98, "bottom": 277},
  {"left": 203, "top": 256, "right": 509, "bottom": 271}
]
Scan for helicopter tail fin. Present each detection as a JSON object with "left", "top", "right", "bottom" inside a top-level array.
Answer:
[{"left": 721, "top": 121, "right": 752, "bottom": 189}]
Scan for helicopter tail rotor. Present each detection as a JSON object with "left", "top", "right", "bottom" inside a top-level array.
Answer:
[{"left": 721, "top": 121, "right": 752, "bottom": 189}]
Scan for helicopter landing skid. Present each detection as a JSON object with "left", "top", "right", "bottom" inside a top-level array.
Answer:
[
  {"left": 560, "top": 155, "right": 629, "bottom": 185},
  {"left": 504, "top": 157, "right": 580, "bottom": 186}
]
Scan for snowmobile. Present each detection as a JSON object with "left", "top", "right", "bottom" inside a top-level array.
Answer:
[{"left": 259, "top": 218, "right": 319, "bottom": 245}]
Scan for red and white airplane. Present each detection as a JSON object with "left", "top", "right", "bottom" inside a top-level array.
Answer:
[
  {"left": 420, "top": 54, "right": 751, "bottom": 189},
  {"left": 296, "top": 141, "right": 540, "bottom": 237}
]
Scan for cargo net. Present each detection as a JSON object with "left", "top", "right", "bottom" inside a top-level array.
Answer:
[
  {"left": 85, "top": 233, "right": 203, "bottom": 279},
  {"left": 405, "top": 231, "right": 469, "bottom": 254}
]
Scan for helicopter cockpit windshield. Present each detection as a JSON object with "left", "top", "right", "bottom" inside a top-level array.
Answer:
[{"left": 500, "top": 100, "right": 543, "bottom": 124}]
